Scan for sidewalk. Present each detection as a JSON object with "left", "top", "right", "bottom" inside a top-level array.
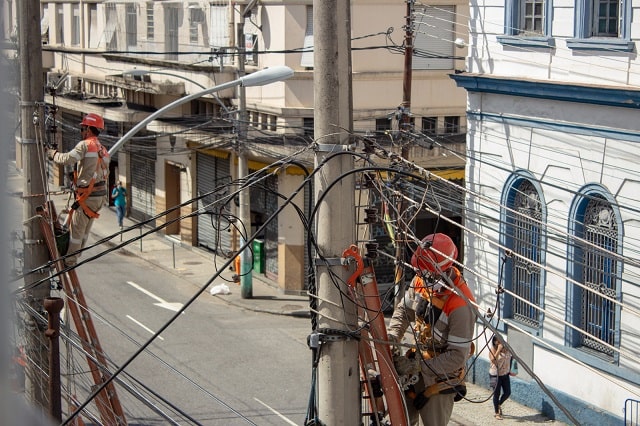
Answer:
[{"left": 59, "top": 191, "right": 564, "bottom": 426}]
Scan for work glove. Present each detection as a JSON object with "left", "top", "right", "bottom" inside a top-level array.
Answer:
[
  {"left": 393, "top": 353, "right": 421, "bottom": 377},
  {"left": 47, "top": 149, "right": 57, "bottom": 161},
  {"left": 388, "top": 336, "right": 401, "bottom": 358}
]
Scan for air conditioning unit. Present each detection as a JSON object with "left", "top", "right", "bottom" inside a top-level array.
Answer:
[
  {"left": 45, "top": 72, "right": 82, "bottom": 94},
  {"left": 46, "top": 71, "right": 68, "bottom": 91},
  {"left": 65, "top": 76, "right": 82, "bottom": 93}
]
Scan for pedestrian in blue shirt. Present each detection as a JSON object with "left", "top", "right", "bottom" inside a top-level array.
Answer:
[{"left": 112, "top": 181, "right": 127, "bottom": 229}]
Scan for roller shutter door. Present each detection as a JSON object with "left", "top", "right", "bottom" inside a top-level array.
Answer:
[
  {"left": 196, "top": 152, "right": 232, "bottom": 256},
  {"left": 130, "top": 153, "right": 156, "bottom": 227}
]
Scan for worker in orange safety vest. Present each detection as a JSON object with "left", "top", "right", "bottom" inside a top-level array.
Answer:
[
  {"left": 387, "top": 233, "right": 477, "bottom": 426},
  {"left": 47, "top": 113, "right": 110, "bottom": 267}
]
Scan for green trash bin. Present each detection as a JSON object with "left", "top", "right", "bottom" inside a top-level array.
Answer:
[{"left": 252, "top": 239, "right": 265, "bottom": 273}]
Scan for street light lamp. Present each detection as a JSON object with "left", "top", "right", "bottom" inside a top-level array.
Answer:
[{"left": 109, "top": 66, "right": 293, "bottom": 156}]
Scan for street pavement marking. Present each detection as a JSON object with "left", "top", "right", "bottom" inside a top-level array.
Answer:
[
  {"left": 126, "top": 280, "right": 184, "bottom": 312},
  {"left": 253, "top": 397, "right": 297, "bottom": 425},
  {"left": 126, "top": 315, "right": 165, "bottom": 341}
]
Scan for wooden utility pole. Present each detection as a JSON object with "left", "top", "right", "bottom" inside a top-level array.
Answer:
[
  {"left": 18, "top": 0, "right": 50, "bottom": 409},
  {"left": 313, "top": 1, "right": 359, "bottom": 424},
  {"left": 394, "top": 0, "right": 415, "bottom": 306},
  {"left": 401, "top": 0, "right": 414, "bottom": 133}
]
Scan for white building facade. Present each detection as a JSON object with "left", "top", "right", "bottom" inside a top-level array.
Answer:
[{"left": 452, "top": 0, "right": 640, "bottom": 422}]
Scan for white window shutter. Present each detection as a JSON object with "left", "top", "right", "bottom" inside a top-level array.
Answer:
[
  {"left": 210, "top": 5, "right": 229, "bottom": 48},
  {"left": 413, "top": 6, "right": 455, "bottom": 70},
  {"left": 300, "top": 6, "right": 314, "bottom": 68}
]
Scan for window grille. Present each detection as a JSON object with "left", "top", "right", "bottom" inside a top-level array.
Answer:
[
  {"left": 580, "top": 196, "right": 617, "bottom": 357},
  {"left": 508, "top": 180, "right": 542, "bottom": 328}
]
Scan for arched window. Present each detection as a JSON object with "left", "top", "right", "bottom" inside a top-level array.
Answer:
[
  {"left": 568, "top": 188, "right": 621, "bottom": 359},
  {"left": 501, "top": 173, "right": 545, "bottom": 329}
]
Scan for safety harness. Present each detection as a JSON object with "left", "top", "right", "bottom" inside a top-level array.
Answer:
[
  {"left": 405, "top": 268, "right": 475, "bottom": 409},
  {"left": 69, "top": 136, "right": 109, "bottom": 220}
]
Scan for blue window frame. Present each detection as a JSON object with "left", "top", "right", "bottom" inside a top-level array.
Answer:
[
  {"left": 501, "top": 172, "right": 546, "bottom": 330},
  {"left": 566, "top": 186, "right": 622, "bottom": 360},
  {"left": 568, "top": 0, "right": 634, "bottom": 51},
  {"left": 499, "top": 0, "right": 554, "bottom": 47}
]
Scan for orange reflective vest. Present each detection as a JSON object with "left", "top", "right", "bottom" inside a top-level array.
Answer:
[{"left": 72, "top": 136, "right": 109, "bottom": 219}]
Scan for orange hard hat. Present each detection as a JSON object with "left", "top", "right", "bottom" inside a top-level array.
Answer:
[
  {"left": 411, "top": 233, "right": 458, "bottom": 274},
  {"left": 80, "top": 113, "right": 104, "bottom": 130}
]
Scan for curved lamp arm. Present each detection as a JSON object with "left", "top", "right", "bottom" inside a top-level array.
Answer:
[{"left": 109, "top": 66, "right": 293, "bottom": 156}]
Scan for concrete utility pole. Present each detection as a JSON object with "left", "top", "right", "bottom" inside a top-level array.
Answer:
[
  {"left": 314, "top": 1, "right": 359, "bottom": 424},
  {"left": 394, "top": 0, "right": 415, "bottom": 306},
  {"left": 18, "top": 0, "right": 50, "bottom": 409},
  {"left": 237, "top": 4, "right": 252, "bottom": 299}
]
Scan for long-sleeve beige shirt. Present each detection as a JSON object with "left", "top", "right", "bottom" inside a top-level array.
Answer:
[
  {"left": 52, "top": 136, "right": 110, "bottom": 188},
  {"left": 387, "top": 268, "right": 476, "bottom": 386}
]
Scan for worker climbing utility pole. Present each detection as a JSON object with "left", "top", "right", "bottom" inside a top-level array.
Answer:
[
  {"left": 314, "top": 1, "right": 360, "bottom": 423},
  {"left": 18, "top": 0, "right": 50, "bottom": 409},
  {"left": 394, "top": 0, "right": 415, "bottom": 306}
]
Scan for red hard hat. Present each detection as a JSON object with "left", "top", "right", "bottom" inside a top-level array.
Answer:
[
  {"left": 411, "top": 233, "right": 458, "bottom": 274},
  {"left": 80, "top": 113, "right": 105, "bottom": 130}
]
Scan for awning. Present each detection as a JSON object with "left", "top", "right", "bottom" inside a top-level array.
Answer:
[{"left": 430, "top": 168, "right": 464, "bottom": 180}]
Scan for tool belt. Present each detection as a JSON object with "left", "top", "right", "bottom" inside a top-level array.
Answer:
[
  {"left": 77, "top": 181, "right": 107, "bottom": 194},
  {"left": 406, "top": 368, "right": 467, "bottom": 410},
  {"left": 80, "top": 181, "right": 106, "bottom": 196},
  {"left": 72, "top": 181, "right": 107, "bottom": 219}
]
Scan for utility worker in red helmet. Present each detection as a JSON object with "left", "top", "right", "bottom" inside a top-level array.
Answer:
[
  {"left": 47, "top": 113, "right": 110, "bottom": 267},
  {"left": 387, "top": 233, "right": 476, "bottom": 426}
]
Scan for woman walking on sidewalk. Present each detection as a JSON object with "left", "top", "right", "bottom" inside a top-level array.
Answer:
[
  {"left": 112, "top": 181, "right": 127, "bottom": 229},
  {"left": 489, "top": 334, "right": 512, "bottom": 420}
]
